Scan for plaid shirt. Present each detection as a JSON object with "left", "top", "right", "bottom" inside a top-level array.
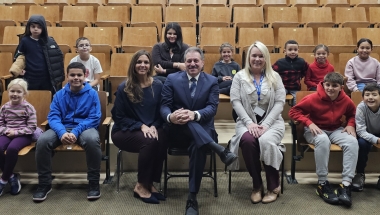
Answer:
[{"left": 272, "top": 56, "right": 309, "bottom": 91}]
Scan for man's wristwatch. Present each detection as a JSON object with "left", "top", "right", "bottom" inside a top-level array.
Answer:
[{"left": 193, "top": 112, "right": 198, "bottom": 121}]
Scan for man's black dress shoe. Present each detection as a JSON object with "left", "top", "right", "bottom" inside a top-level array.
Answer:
[
  {"left": 185, "top": 199, "right": 199, "bottom": 215},
  {"left": 220, "top": 149, "right": 238, "bottom": 166},
  {"left": 133, "top": 192, "right": 159, "bottom": 204}
]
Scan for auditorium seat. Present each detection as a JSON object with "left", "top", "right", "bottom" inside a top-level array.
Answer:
[
  {"left": 44, "top": 0, "right": 75, "bottom": 21},
  {"left": 278, "top": 28, "right": 315, "bottom": 53},
  {"left": 107, "top": 0, "right": 135, "bottom": 7},
  {"left": 95, "top": 6, "right": 130, "bottom": 39},
  {"left": 369, "top": 7, "right": 380, "bottom": 27},
  {"left": 121, "top": 27, "right": 158, "bottom": 53},
  {"left": 60, "top": 6, "right": 95, "bottom": 37},
  {"left": 199, "top": 0, "right": 227, "bottom": 7},
  {"left": 237, "top": 28, "right": 275, "bottom": 53},
  {"left": 75, "top": 0, "right": 106, "bottom": 23},
  {"left": 130, "top": 6, "right": 163, "bottom": 40},
  {"left": 0, "top": 53, "right": 14, "bottom": 93},
  {"left": 109, "top": 53, "right": 134, "bottom": 102},
  {"left": 138, "top": 0, "right": 167, "bottom": 8},
  {"left": 232, "top": 7, "right": 264, "bottom": 29},
  {"left": 266, "top": 7, "right": 299, "bottom": 45},
  {"left": 27, "top": 5, "right": 60, "bottom": 27},
  {"left": 229, "top": 0, "right": 257, "bottom": 7},
  {"left": 258, "top": 0, "right": 288, "bottom": 8},
  {"left": 161, "top": 27, "right": 197, "bottom": 47},
  {"left": 318, "top": 27, "right": 355, "bottom": 53},
  {"left": 199, "top": 6, "right": 231, "bottom": 28},
  {"left": 335, "top": 7, "right": 370, "bottom": 42},
  {"left": 356, "top": 28, "right": 380, "bottom": 54},
  {"left": 165, "top": 5, "right": 196, "bottom": 27},
  {"left": 47, "top": 27, "right": 79, "bottom": 54},
  {"left": 289, "top": 0, "right": 318, "bottom": 21},
  {"left": 83, "top": 27, "right": 120, "bottom": 71},
  {"left": 301, "top": 7, "right": 334, "bottom": 43},
  {"left": 168, "top": 0, "right": 196, "bottom": 6},
  {"left": 0, "top": 26, "right": 25, "bottom": 56},
  {"left": 0, "top": 6, "right": 25, "bottom": 44},
  {"left": 199, "top": 27, "right": 235, "bottom": 53}
]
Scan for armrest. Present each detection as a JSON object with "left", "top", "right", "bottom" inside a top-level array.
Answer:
[
  {"left": 100, "top": 74, "right": 110, "bottom": 80},
  {"left": 102, "top": 117, "right": 112, "bottom": 126},
  {"left": 1, "top": 75, "right": 13, "bottom": 80},
  {"left": 41, "top": 120, "right": 49, "bottom": 130}
]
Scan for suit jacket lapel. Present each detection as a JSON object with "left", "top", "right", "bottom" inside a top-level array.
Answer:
[
  {"left": 182, "top": 72, "right": 192, "bottom": 107},
  {"left": 191, "top": 72, "right": 205, "bottom": 108}
]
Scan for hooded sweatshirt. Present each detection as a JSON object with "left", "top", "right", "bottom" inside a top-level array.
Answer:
[
  {"left": 345, "top": 56, "right": 380, "bottom": 92},
  {"left": 289, "top": 82, "right": 356, "bottom": 131},
  {"left": 48, "top": 82, "right": 101, "bottom": 139},
  {"left": 304, "top": 59, "right": 335, "bottom": 90}
]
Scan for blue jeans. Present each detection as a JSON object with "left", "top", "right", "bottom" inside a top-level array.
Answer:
[
  {"left": 356, "top": 137, "right": 373, "bottom": 174},
  {"left": 286, "top": 90, "right": 297, "bottom": 106}
]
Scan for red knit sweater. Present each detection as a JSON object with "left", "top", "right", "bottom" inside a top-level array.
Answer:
[
  {"left": 289, "top": 83, "right": 356, "bottom": 131},
  {"left": 304, "top": 59, "right": 335, "bottom": 90}
]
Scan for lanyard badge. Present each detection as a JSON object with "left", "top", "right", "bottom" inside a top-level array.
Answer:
[{"left": 253, "top": 74, "right": 264, "bottom": 101}]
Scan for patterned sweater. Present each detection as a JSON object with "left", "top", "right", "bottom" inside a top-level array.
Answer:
[{"left": 0, "top": 100, "right": 37, "bottom": 136}]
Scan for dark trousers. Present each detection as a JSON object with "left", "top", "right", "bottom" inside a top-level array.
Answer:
[
  {"left": 356, "top": 137, "right": 373, "bottom": 174},
  {"left": 111, "top": 128, "right": 167, "bottom": 189},
  {"left": 240, "top": 131, "right": 279, "bottom": 191},
  {"left": 0, "top": 135, "right": 32, "bottom": 181},
  {"left": 218, "top": 80, "right": 232, "bottom": 96},
  {"left": 35, "top": 129, "right": 101, "bottom": 185},
  {"left": 165, "top": 122, "right": 216, "bottom": 193}
]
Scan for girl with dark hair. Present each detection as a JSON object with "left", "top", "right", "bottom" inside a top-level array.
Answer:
[
  {"left": 345, "top": 38, "right": 380, "bottom": 92},
  {"left": 152, "top": 22, "right": 190, "bottom": 83},
  {"left": 111, "top": 50, "right": 167, "bottom": 204}
]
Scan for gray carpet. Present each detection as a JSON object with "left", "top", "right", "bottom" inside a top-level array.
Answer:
[{"left": 1, "top": 172, "right": 379, "bottom": 215}]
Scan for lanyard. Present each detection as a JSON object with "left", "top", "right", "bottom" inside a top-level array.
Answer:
[{"left": 253, "top": 74, "right": 264, "bottom": 101}]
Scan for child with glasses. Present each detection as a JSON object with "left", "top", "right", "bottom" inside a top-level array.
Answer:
[{"left": 69, "top": 37, "right": 103, "bottom": 91}]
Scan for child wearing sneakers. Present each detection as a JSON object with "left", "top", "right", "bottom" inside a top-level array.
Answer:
[
  {"left": 0, "top": 79, "right": 37, "bottom": 196},
  {"left": 69, "top": 37, "right": 103, "bottom": 91},
  {"left": 211, "top": 43, "right": 241, "bottom": 96},
  {"left": 272, "top": 40, "right": 309, "bottom": 105},
  {"left": 352, "top": 83, "right": 380, "bottom": 191},
  {"left": 289, "top": 72, "right": 358, "bottom": 207}
]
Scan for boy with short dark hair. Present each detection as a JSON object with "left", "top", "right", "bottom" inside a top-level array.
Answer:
[
  {"left": 289, "top": 72, "right": 358, "bottom": 207},
  {"left": 352, "top": 83, "right": 380, "bottom": 191},
  {"left": 272, "top": 40, "right": 309, "bottom": 105},
  {"left": 33, "top": 62, "right": 102, "bottom": 202},
  {"left": 69, "top": 37, "right": 103, "bottom": 91}
]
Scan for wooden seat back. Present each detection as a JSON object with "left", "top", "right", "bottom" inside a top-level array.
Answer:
[
  {"left": 318, "top": 28, "right": 355, "bottom": 53},
  {"left": 229, "top": 0, "right": 257, "bottom": 7},
  {"left": 47, "top": 27, "right": 79, "bottom": 54},
  {"left": 107, "top": 0, "right": 135, "bottom": 6},
  {"left": 168, "top": 0, "right": 196, "bottom": 6},
  {"left": 28, "top": 5, "right": 60, "bottom": 27},
  {"left": 200, "top": 27, "right": 235, "bottom": 53},
  {"left": 198, "top": 0, "right": 227, "bottom": 6},
  {"left": 199, "top": 6, "right": 231, "bottom": 28},
  {"left": 238, "top": 28, "right": 275, "bottom": 53},
  {"left": 131, "top": 6, "right": 163, "bottom": 39},
  {"left": 96, "top": 6, "right": 131, "bottom": 27},
  {"left": 233, "top": 7, "right": 264, "bottom": 28},
  {"left": 165, "top": 5, "right": 196, "bottom": 27},
  {"left": 277, "top": 28, "right": 315, "bottom": 52},
  {"left": 121, "top": 27, "right": 158, "bottom": 53}
]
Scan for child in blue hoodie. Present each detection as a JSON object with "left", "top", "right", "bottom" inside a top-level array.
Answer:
[{"left": 33, "top": 62, "right": 102, "bottom": 202}]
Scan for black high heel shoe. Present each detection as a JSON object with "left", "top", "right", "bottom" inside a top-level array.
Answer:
[
  {"left": 152, "top": 192, "right": 166, "bottom": 201},
  {"left": 133, "top": 192, "right": 159, "bottom": 204}
]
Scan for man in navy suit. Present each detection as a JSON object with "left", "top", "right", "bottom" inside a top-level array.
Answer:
[{"left": 161, "top": 47, "right": 237, "bottom": 215}]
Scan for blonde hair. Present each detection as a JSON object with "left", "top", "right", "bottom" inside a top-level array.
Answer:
[
  {"left": 7, "top": 78, "right": 28, "bottom": 95},
  {"left": 244, "top": 41, "right": 277, "bottom": 88}
]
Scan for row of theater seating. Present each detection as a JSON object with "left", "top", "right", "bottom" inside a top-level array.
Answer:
[
  {"left": 1, "top": 26, "right": 379, "bottom": 55},
  {"left": 2, "top": 0, "right": 380, "bottom": 8}
]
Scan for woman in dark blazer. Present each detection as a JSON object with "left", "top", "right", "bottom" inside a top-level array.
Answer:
[
  {"left": 111, "top": 50, "right": 167, "bottom": 204},
  {"left": 152, "top": 22, "right": 189, "bottom": 83}
]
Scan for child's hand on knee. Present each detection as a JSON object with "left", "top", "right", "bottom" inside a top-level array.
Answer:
[
  {"left": 309, "top": 123, "right": 323, "bottom": 136},
  {"left": 342, "top": 126, "right": 356, "bottom": 138}
]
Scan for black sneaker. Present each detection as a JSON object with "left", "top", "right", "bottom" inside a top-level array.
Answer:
[
  {"left": 87, "top": 181, "right": 101, "bottom": 200},
  {"left": 33, "top": 184, "right": 52, "bottom": 202},
  {"left": 316, "top": 181, "right": 339, "bottom": 205},
  {"left": 337, "top": 184, "right": 352, "bottom": 207},
  {"left": 352, "top": 173, "right": 365, "bottom": 191},
  {"left": 9, "top": 173, "right": 21, "bottom": 195},
  {"left": 377, "top": 176, "right": 380, "bottom": 190}
]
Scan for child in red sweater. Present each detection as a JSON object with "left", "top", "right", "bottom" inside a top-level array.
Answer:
[
  {"left": 304, "top": 44, "right": 335, "bottom": 91},
  {"left": 289, "top": 72, "right": 358, "bottom": 207}
]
